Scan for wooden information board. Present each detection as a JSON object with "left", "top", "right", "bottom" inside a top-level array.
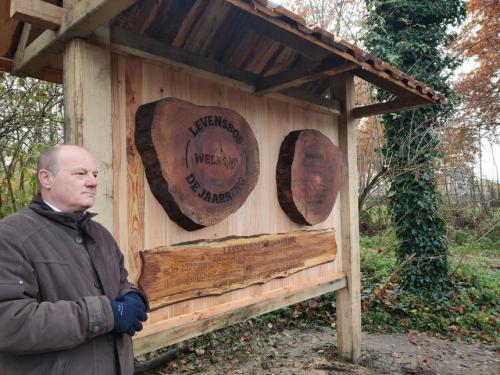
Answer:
[{"left": 139, "top": 229, "right": 337, "bottom": 310}]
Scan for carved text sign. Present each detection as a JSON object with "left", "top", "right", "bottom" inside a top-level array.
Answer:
[
  {"left": 139, "top": 229, "right": 337, "bottom": 310},
  {"left": 135, "top": 98, "right": 259, "bottom": 231}
]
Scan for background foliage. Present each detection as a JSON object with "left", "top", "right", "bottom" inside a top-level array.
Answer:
[
  {"left": 364, "top": 0, "right": 467, "bottom": 293},
  {"left": 0, "top": 73, "right": 63, "bottom": 217}
]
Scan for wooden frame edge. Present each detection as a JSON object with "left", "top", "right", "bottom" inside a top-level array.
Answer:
[
  {"left": 133, "top": 273, "right": 347, "bottom": 356},
  {"left": 353, "top": 97, "right": 430, "bottom": 119}
]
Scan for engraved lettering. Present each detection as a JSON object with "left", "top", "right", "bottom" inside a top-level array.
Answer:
[
  {"left": 195, "top": 153, "right": 204, "bottom": 163},
  {"left": 194, "top": 153, "right": 239, "bottom": 170},
  {"left": 198, "top": 187, "right": 206, "bottom": 198},
  {"left": 145, "top": 232, "right": 335, "bottom": 308},
  {"left": 188, "top": 116, "right": 243, "bottom": 144},
  {"left": 203, "top": 190, "right": 211, "bottom": 202},
  {"left": 191, "top": 181, "right": 200, "bottom": 193},
  {"left": 185, "top": 173, "right": 195, "bottom": 184}
]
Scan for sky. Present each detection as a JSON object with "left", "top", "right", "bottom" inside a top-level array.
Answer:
[{"left": 478, "top": 139, "right": 499, "bottom": 181}]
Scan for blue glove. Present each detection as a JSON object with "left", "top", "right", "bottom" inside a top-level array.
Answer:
[
  {"left": 122, "top": 292, "right": 147, "bottom": 312},
  {"left": 110, "top": 295, "right": 148, "bottom": 336},
  {"left": 121, "top": 292, "right": 148, "bottom": 336}
]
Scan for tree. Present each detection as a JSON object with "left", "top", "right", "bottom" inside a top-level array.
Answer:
[
  {"left": 283, "top": 0, "right": 367, "bottom": 42},
  {"left": 454, "top": 0, "right": 499, "bottom": 134},
  {"left": 0, "top": 73, "right": 63, "bottom": 217},
  {"left": 453, "top": 0, "right": 499, "bottom": 206},
  {"left": 364, "top": 0, "right": 466, "bottom": 293}
]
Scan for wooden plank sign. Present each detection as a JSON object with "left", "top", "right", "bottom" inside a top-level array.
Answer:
[
  {"left": 135, "top": 98, "right": 260, "bottom": 230},
  {"left": 276, "top": 129, "right": 344, "bottom": 225},
  {"left": 139, "top": 229, "right": 337, "bottom": 310}
]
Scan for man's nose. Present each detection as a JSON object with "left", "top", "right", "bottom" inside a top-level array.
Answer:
[{"left": 86, "top": 174, "right": 97, "bottom": 187}]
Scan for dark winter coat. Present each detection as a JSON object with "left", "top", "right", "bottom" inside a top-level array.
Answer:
[{"left": 0, "top": 195, "right": 147, "bottom": 374}]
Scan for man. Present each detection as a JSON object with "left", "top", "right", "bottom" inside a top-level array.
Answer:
[{"left": 0, "top": 145, "right": 148, "bottom": 374}]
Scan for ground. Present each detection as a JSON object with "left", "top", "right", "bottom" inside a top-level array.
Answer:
[{"left": 140, "top": 324, "right": 498, "bottom": 374}]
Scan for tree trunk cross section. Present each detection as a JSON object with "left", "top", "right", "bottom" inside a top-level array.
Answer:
[
  {"left": 135, "top": 98, "right": 260, "bottom": 230},
  {"left": 139, "top": 229, "right": 337, "bottom": 310},
  {"left": 276, "top": 129, "right": 344, "bottom": 225}
]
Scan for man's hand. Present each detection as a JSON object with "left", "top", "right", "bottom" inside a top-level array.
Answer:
[
  {"left": 122, "top": 292, "right": 147, "bottom": 312},
  {"left": 110, "top": 294, "right": 148, "bottom": 336}
]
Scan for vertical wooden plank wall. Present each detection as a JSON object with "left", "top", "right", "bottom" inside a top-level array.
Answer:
[{"left": 110, "top": 54, "right": 347, "bottom": 353}]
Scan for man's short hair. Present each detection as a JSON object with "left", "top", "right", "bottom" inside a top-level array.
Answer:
[{"left": 36, "top": 145, "right": 62, "bottom": 184}]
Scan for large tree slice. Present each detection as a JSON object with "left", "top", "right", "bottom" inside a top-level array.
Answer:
[
  {"left": 276, "top": 129, "right": 344, "bottom": 225},
  {"left": 138, "top": 229, "right": 337, "bottom": 309},
  {"left": 135, "top": 98, "right": 259, "bottom": 230}
]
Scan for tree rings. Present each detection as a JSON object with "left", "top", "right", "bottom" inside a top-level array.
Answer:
[
  {"left": 135, "top": 98, "right": 259, "bottom": 231},
  {"left": 276, "top": 129, "right": 344, "bottom": 225}
]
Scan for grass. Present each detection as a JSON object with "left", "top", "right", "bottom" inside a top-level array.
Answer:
[{"left": 360, "top": 224, "right": 499, "bottom": 348}]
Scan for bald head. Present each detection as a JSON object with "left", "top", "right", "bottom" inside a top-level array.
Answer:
[
  {"left": 37, "top": 145, "right": 98, "bottom": 212},
  {"left": 36, "top": 145, "right": 62, "bottom": 184}
]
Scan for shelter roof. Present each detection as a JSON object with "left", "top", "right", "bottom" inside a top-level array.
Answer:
[{"left": 0, "top": 0, "right": 446, "bottom": 118}]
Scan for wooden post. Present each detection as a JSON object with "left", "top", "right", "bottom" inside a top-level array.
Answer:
[
  {"left": 330, "top": 73, "right": 361, "bottom": 362},
  {"left": 63, "top": 34, "right": 114, "bottom": 232}
]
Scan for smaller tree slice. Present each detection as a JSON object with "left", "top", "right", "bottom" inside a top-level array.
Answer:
[
  {"left": 135, "top": 98, "right": 259, "bottom": 231},
  {"left": 276, "top": 129, "right": 344, "bottom": 225}
]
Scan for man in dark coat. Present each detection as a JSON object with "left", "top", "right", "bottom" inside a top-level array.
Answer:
[{"left": 0, "top": 145, "right": 148, "bottom": 374}]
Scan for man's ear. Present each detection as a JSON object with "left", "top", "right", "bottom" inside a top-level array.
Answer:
[{"left": 38, "top": 169, "right": 52, "bottom": 189}]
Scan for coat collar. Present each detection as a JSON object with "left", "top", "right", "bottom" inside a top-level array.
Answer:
[{"left": 29, "top": 193, "right": 97, "bottom": 229}]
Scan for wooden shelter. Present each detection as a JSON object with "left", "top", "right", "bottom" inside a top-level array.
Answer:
[{"left": 0, "top": 0, "right": 445, "bottom": 362}]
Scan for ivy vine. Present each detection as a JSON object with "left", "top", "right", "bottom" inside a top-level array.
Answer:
[{"left": 364, "top": 0, "right": 467, "bottom": 293}]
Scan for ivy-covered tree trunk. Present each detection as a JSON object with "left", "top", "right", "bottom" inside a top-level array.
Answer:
[{"left": 364, "top": 0, "right": 466, "bottom": 293}]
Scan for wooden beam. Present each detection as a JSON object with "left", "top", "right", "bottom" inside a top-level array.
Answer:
[
  {"left": 0, "top": 56, "right": 62, "bottom": 83},
  {"left": 256, "top": 62, "right": 358, "bottom": 95},
  {"left": 247, "top": 14, "right": 329, "bottom": 61},
  {"left": 353, "top": 97, "right": 430, "bottom": 119},
  {"left": 282, "top": 88, "right": 341, "bottom": 115},
  {"left": 330, "top": 73, "right": 362, "bottom": 363},
  {"left": 354, "top": 68, "right": 412, "bottom": 99},
  {"left": 13, "top": 23, "right": 32, "bottom": 71},
  {"left": 111, "top": 26, "right": 257, "bottom": 86},
  {"left": 10, "top": 0, "right": 64, "bottom": 30},
  {"left": 14, "top": 0, "right": 137, "bottom": 75},
  {"left": 134, "top": 273, "right": 347, "bottom": 355},
  {"left": 171, "top": 0, "right": 209, "bottom": 48},
  {"left": 64, "top": 37, "right": 114, "bottom": 231}
]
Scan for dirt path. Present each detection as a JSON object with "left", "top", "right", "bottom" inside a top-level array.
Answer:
[{"left": 150, "top": 326, "right": 498, "bottom": 374}]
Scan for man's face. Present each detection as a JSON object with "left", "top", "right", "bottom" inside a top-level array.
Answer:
[{"left": 41, "top": 146, "right": 98, "bottom": 213}]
